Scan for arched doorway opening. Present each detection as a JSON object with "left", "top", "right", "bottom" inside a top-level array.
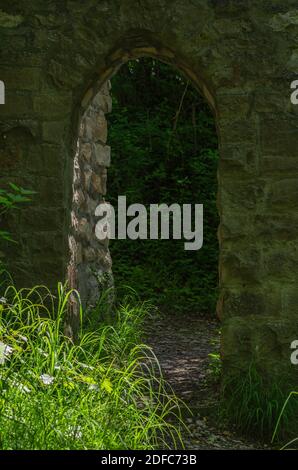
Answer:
[
  {"left": 69, "top": 51, "right": 221, "bottom": 446},
  {"left": 107, "top": 58, "right": 220, "bottom": 421}
]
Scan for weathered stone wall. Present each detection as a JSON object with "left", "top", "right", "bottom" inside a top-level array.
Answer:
[{"left": 1, "top": 1, "right": 298, "bottom": 390}]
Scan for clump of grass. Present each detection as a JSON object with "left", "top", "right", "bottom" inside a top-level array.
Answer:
[
  {"left": 221, "top": 364, "right": 298, "bottom": 441},
  {"left": 0, "top": 283, "right": 184, "bottom": 449},
  {"left": 272, "top": 391, "right": 298, "bottom": 449}
]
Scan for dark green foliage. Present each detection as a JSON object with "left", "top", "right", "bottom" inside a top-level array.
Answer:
[
  {"left": 108, "top": 59, "right": 219, "bottom": 315},
  {"left": 0, "top": 183, "right": 35, "bottom": 291},
  {"left": 0, "top": 183, "right": 35, "bottom": 243},
  {"left": 273, "top": 391, "right": 298, "bottom": 448}
]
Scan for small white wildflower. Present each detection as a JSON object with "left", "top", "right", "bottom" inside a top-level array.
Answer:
[
  {"left": 10, "top": 378, "right": 31, "bottom": 394},
  {"left": 0, "top": 297, "right": 7, "bottom": 304},
  {"left": 73, "top": 427, "right": 83, "bottom": 439},
  {"left": 0, "top": 341, "right": 13, "bottom": 364},
  {"left": 78, "top": 361, "right": 94, "bottom": 370},
  {"left": 65, "top": 425, "right": 83, "bottom": 440},
  {"left": 17, "top": 383, "right": 31, "bottom": 393},
  {"left": 88, "top": 383, "right": 99, "bottom": 391},
  {"left": 18, "top": 335, "right": 28, "bottom": 343},
  {"left": 40, "top": 374, "right": 54, "bottom": 385},
  {"left": 37, "top": 348, "right": 48, "bottom": 357}
]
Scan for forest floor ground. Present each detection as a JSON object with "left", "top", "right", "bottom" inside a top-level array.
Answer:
[{"left": 145, "top": 313, "right": 269, "bottom": 450}]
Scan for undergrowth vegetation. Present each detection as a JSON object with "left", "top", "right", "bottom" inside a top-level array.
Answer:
[
  {"left": 272, "top": 391, "right": 298, "bottom": 449},
  {"left": 221, "top": 364, "right": 298, "bottom": 443},
  {"left": 0, "top": 283, "right": 184, "bottom": 450}
]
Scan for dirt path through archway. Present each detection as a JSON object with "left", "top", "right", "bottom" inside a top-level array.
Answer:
[{"left": 145, "top": 314, "right": 265, "bottom": 450}]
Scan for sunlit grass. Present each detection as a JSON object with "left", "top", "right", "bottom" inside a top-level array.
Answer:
[{"left": 0, "top": 283, "right": 185, "bottom": 449}]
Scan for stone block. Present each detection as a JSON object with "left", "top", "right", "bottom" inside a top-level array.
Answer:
[
  {"left": 33, "top": 93, "right": 72, "bottom": 119},
  {"left": 42, "top": 120, "right": 66, "bottom": 143},
  {"left": 220, "top": 246, "right": 263, "bottom": 285},
  {"left": 77, "top": 217, "right": 92, "bottom": 240},
  {"left": 80, "top": 143, "right": 92, "bottom": 162},
  {"left": 221, "top": 315, "right": 298, "bottom": 389},
  {"left": 0, "top": 93, "right": 32, "bottom": 117},
  {"left": 267, "top": 179, "right": 298, "bottom": 208},
  {"left": 93, "top": 143, "right": 111, "bottom": 167},
  {"left": 83, "top": 246, "right": 97, "bottom": 262},
  {"left": 91, "top": 172, "right": 105, "bottom": 195},
  {"left": 218, "top": 287, "right": 267, "bottom": 319},
  {"left": 260, "top": 117, "right": 298, "bottom": 155},
  {"left": 84, "top": 112, "right": 107, "bottom": 143},
  {"left": 219, "top": 144, "right": 257, "bottom": 173},
  {"left": 1, "top": 67, "right": 41, "bottom": 91},
  {"left": 218, "top": 118, "right": 256, "bottom": 145},
  {"left": 93, "top": 91, "right": 112, "bottom": 113}
]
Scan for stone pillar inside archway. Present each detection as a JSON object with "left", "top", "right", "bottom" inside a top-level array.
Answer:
[{"left": 67, "top": 81, "right": 114, "bottom": 335}]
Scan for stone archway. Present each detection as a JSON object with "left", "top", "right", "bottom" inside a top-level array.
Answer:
[{"left": 1, "top": 1, "right": 298, "bottom": 395}]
